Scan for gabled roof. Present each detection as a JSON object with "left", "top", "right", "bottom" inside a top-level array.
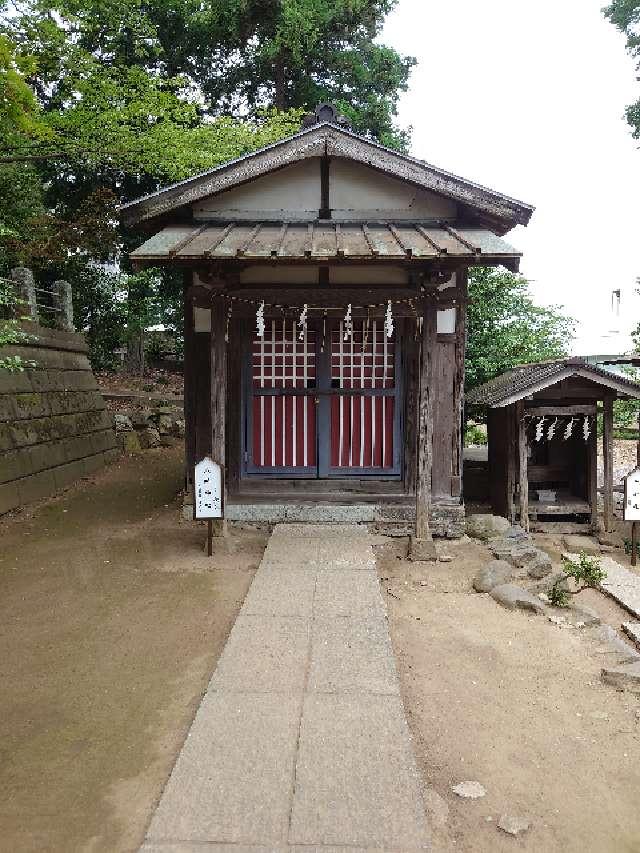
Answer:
[
  {"left": 119, "top": 122, "right": 534, "bottom": 233},
  {"left": 466, "top": 358, "right": 640, "bottom": 407}
]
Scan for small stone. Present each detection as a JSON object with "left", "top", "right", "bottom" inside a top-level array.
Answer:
[
  {"left": 562, "top": 535, "right": 601, "bottom": 557},
  {"left": 505, "top": 543, "right": 539, "bottom": 569},
  {"left": 565, "top": 604, "right": 600, "bottom": 627},
  {"left": 466, "top": 514, "right": 511, "bottom": 541},
  {"left": 601, "top": 661, "right": 640, "bottom": 693},
  {"left": 138, "top": 426, "right": 161, "bottom": 449},
  {"left": 498, "top": 815, "right": 530, "bottom": 836},
  {"left": 409, "top": 536, "right": 437, "bottom": 562},
  {"left": 527, "top": 551, "right": 553, "bottom": 579},
  {"left": 157, "top": 414, "right": 173, "bottom": 434},
  {"left": 490, "top": 584, "right": 547, "bottom": 615},
  {"left": 528, "top": 571, "right": 569, "bottom": 596},
  {"left": 473, "top": 560, "right": 513, "bottom": 593},
  {"left": 174, "top": 417, "right": 185, "bottom": 437},
  {"left": 114, "top": 413, "right": 133, "bottom": 432},
  {"left": 452, "top": 780, "right": 486, "bottom": 799}
]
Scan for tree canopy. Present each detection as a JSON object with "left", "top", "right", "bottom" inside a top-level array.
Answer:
[
  {"left": 466, "top": 266, "right": 575, "bottom": 392},
  {"left": 603, "top": 0, "right": 640, "bottom": 138}
]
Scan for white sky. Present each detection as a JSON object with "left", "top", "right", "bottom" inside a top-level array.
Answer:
[{"left": 383, "top": 0, "right": 640, "bottom": 355}]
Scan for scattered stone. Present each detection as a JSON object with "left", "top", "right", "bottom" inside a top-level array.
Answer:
[
  {"left": 601, "top": 661, "right": 640, "bottom": 693},
  {"left": 131, "top": 409, "right": 152, "bottom": 428},
  {"left": 504, "top": 543, "right": 539, "bottom": 569},
  {"left": 473, "top": 560, "right": 513, "bottom": 593},
  {"left": 501, "top": 525, "right": 530, "bottom": 541},
  {"left": 598, "top": 531, "right": 623, "bottom": 548},
  {"left": 547, "top": 612, "right": 566, "bottom": 626},
  {"left": 157, "top": 413, "right": 174, "bottom": 434},
  {"left": 564, "top": 604, "right": 601, "bottom": 628},
  {"left": 490, "top": 584, "right": 547, "bottom": 615},
  {"left": 466, "top": 514, "right": 511, "bottom": 541},
  {"left": 114, "top": 413, "right": 133, "bottom": 432},
  {"left": 562, "top": 535, "right": 601, "bottom": 557},
  {"left": 138, "top": 426, "right": 161, "bottom": 449},
  {"left": 527, "top": 551, "right": 553, "bottom": 579},
  {"left": 528, "top": 570, "right": 569, "bottom": 596},
  {"left": 498, "top": 815, "right": 531, "bottom": 836},
  {"left": 596, "top": 625, "right": 640, "bottom": 664},
  {"left": 452, "top": 781, "right": 486, "bottom": 799},
  {"left": 120, "top": 431, "right": 141, "bottom": 453},
  {"left": 174, "top": 417, "right": 185, "bottom": 437}
]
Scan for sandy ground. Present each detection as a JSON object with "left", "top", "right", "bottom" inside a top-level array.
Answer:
[
  {"left": 376, "top": 535, "right": 640, "bottom": 853},
  {"left": 0, "top": 447, "right": 267, "bottom": 853}
]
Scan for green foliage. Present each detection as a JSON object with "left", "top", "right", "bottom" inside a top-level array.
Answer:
[
  {"left": 603, "top": 0, "right": 640, "bottom": 137},
  {"left": 466, "top": 266, "right": 575, "bottom": 392},
  {"left": 464, "top": 424, "right": 487, "bottom": 447},
  {"left": 0, "top": 278, "right": 36, "bottom": 371},
  {"left": 549, "top": 552, "right": 607, "bottom": 608}
]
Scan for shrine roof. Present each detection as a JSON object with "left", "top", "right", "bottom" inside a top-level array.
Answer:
[
  {"left": 467, "top": 358, "right": 640, "bottom": 407},
  {"left": 129, "top": 220, "right": 522, "bottom": 271}
]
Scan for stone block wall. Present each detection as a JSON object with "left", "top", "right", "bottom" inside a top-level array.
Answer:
[{"left": 0, "top": 323, "right": 119, "bottom": 515}]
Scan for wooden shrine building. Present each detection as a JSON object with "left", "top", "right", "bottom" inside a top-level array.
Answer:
[
  {"left": 121, "top": 104, "right": 534, "bottom": 551},
  {"left": 467, "top": 358, "right": 640, "bottom": 533}
]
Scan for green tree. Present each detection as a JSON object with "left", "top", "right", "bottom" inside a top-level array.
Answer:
[
  {"left": 466, "top": 266, "right": 575, "bottom": 391},
  {"left": 603, "top": 0, "right": 640, "bottom": 137}
]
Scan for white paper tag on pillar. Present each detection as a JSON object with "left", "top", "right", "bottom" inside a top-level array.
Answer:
[
  {"left": 624, "top": 467, "right": 640, "bottom": 521},
  {"left": 194, "top": 456, "right": 223, "bottom": 518}
]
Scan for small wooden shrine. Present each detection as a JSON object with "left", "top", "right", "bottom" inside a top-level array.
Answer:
[
  {"left": 121, "top": 104, "right": 534, "bottom": 550},
  {"left": 467, "top": 358, "right": 640, "bottom": 533}
]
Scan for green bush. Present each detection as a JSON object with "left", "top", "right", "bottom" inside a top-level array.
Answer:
[{"left": 549, "top": 552, "right": 606, "bottom": 607}]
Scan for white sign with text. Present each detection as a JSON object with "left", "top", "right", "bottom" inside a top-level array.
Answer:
[
  {"left": 624, "top": 467, "right": 640, "bottom": 522},
  {"left": 194, "top": 456, "right": 223, "bottom": 519}
]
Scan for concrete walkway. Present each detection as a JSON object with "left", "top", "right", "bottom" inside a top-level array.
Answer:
[{"left": 141, "top": 523, "right": 430, "bottom": 852}]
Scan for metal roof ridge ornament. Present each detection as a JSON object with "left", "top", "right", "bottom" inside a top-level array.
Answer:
[{"left": 301, "top": 103, "right": 352, "bottom": 130}]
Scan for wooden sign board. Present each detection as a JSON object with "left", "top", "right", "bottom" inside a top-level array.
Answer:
[
  {"left": 194, "top": 456, "right": 223, "bottom": 519},
  {"left": 623, "top": 466, "right": 640, "bottom": 522}
]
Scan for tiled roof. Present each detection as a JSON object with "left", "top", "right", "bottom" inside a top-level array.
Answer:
[{"left": 466, "top": 358, "right": 640, "bottom": 406}]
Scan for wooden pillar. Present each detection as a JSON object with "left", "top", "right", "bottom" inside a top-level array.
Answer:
[
  {"left": 516, "top": 400, "right": 529, "bottom": 532},
  {"left": 410, "top": 295, "right": 437, "bottom": 560},
  {"left": 211, "top": 291, "right": 227, "bottom": 536},
  {"left": 451, "top": 270, "right": 467, "bottom": 498},
  {"left": 588, "top": 413, "right": 598, "bottom": 532},
  {"left": 603, "top": 396, "right": 614, "bottom": 533},
  {"left": 182, "top": 272, "right": 196, "bottom": 490}
]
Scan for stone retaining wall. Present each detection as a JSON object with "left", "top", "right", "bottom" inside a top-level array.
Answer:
[{"left": 0, "top": 323, "right": 119, "bottom": 515}]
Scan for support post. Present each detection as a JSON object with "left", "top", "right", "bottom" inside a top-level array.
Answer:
[
  {"left": 603, "top": 396, "right": 614, "bottom": 533},
  {"left": 588, "top": 413, "right": 598, "bottom": 532},
  {"left": 410, "top": 295, "right": 437, "bottom": 561},
  {"left": 451, "top": 270, "right": 467, "bottom": 498},
  {"left": 10, "top": 267, "right": 38, "bottom": 322},
  {"left": 52, "top": 279, "right": 74, "bottom": 331},
  {"left": 183, "top": 273, "right": 196, "bottom": 491},
  {"left": 211, "top": 291, "right": 227, "bottom": 538},
  {"left": 516, "top": 400, "right": 529, "bottom": 532}
]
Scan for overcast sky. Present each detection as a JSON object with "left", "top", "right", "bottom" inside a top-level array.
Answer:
[{"left": 383, "top": 0, "right": 640, "bottom": 355}]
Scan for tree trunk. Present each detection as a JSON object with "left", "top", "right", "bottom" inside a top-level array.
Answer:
[
  {"left": 274, "top": 56, "right": 286, "bottom": 109},
  {"left": 126, "top": 330, "right": 145, "bottom": 377}
]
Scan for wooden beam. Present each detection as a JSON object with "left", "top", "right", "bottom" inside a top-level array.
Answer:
[
  {"left": 526, "top": 404, "right": 598, "bottom": 417},
  {"left": 211, "top": 291, "right": 228, "bottom": 536},
  {"left": 319, "top": 155, "right": 331, "bottom": 219},
  {"left": 411, "top": 296, "right": 437, "bottom": 559},
  {"left": 603, "top": 395, "right": 614, "bottom": 533},
  {"left": 516, "top": 400, "right": 529, "bottom": 532}
]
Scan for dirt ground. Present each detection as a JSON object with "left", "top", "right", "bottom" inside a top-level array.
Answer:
[
  {"left": 0, "top": 447, "right": 267, "bottom": 853},
  {"left": 376, "top": 535, "right": 640, "bottom": 853}
]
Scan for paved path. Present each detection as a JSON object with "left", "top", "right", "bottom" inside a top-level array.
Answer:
[{"left": 141, "top": 523, "right": 430, "bottom": 852}]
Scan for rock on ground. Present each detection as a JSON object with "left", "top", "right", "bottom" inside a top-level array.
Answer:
[
  {"left": 498, "top": 815, "right": 530, "bottom": 836},
  {"left": 466, "top": 514, "right": 511, "bottom": 541},
  {"left": 490, "top": 584, "right": 547, "bottom": 615},
  {"left": 562, "top": 535, "right": 601, "bottom": 557},
  {"left": 527, "top": 551, "right": 553, "bottom": 579},
  {"left": 473, "top": 561, "right": 513, "bottom": 593},
  {"left": 452, "top": 780, "right": 486, "bottom": 799},
  {"left": 601, "top": 661, "right": 640, "bottom": 693}
]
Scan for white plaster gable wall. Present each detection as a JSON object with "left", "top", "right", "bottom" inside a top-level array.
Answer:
[
  {"left": 192, "top": 156, "right": 458, "bottom": 222},
  {"left": 329, "top": 158, "right": 457, "bottom": 221}
]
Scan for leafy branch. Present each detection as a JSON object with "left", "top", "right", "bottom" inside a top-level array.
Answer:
[{"left": 548, "top": 552, "right": 607, "bottom": 608}]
